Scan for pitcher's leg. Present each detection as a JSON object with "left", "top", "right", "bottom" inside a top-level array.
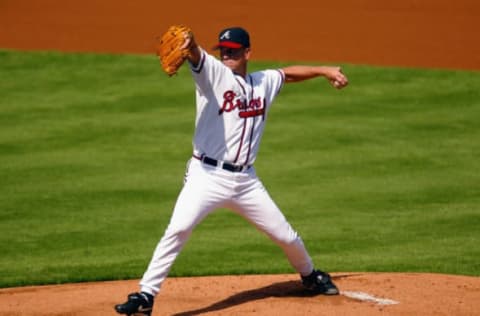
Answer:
[
  {"left": 232, "top": 177, "right": 339, "bottom": 295},
  {"left": 139, "top": 161, "right": 223, "bottom": 295},
  {"left": 232, "top": 182, "right": 314, "bottom": 276}
]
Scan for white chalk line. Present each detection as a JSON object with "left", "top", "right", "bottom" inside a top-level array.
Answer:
[{"left": 341, "top": 291, "right": 399, "bottom": 305}]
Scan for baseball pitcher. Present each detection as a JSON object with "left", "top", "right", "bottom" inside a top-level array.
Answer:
[{"left": 115, "top": 25, "right": 349, "bottom": 316}]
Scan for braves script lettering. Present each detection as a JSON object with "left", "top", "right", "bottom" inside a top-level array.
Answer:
[{"left": 219, "top": 90, "right": 265, "bottom": 118}]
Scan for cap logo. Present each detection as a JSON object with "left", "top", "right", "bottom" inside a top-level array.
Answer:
[{"left": 220, "top": 30, "right": 231, "bottom": 40}]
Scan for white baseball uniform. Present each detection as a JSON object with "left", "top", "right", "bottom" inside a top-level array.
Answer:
[{"left": 139, "top": 48, "right": 314, "bottom": 296}]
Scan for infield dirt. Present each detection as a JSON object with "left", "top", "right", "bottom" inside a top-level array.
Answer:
[
  {"left": 1, "top": 273, "right": 479, "bottom": 315},
  {"left": 1, "top": 1, "right": 479, "bottom": 315},
  {"left": 1, "top": 0, "right": 479, "bottom": 70}
]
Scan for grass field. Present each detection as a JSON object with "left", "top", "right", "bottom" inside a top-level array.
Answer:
[{"left": 0, "top": 50, "right": 479, "bottom": 288}]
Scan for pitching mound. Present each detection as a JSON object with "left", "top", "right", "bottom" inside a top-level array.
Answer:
[{"left": 0, "top": 273, "right": 478, "bottom": 315}]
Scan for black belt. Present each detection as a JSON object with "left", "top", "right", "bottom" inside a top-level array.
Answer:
[{"left": 193, "top": 155, "right": 250, "bottom": 172}]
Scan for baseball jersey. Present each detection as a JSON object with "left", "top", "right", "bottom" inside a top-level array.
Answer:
[{"left": 189, "top": 48, "right": 285, "bottom": 166}]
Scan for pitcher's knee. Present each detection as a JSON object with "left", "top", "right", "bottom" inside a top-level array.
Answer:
[
  {"left": 270, "top": 230, "right": 300, "bottom": 247},
  {"left": 165, "top": 223, "right": 194, "bottom": 241}
]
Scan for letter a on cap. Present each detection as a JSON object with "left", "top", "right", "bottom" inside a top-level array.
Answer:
[{"left": 220, "top": 30, "right": 231, "bottom": 40}]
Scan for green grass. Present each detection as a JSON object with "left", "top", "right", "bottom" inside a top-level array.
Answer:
[{"left": 0, "top": 50, "right": 479, "bottom": 288}]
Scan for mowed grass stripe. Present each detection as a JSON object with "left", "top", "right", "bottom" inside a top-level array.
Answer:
[{"left": 0, "top": 50, "right": 479, "bottom": 287}]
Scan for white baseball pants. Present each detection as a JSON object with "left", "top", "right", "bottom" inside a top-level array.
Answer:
[{"left": 139, "top": 158, "right": 314, "bottom": 295}]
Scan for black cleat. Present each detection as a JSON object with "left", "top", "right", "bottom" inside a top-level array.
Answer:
[
  {"left": 301, "top": 270, "right": 339, "bottom": 295},
  {"left": 115, "top": 292, "right": 154, "bottom": 316}
]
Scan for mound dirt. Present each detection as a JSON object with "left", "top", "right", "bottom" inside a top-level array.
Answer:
[{"left": 1, "top": 273, "right": 479, "bottom": 315}]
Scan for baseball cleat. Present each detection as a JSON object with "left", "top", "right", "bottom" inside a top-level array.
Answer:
[
  {"left": 301, "top": 270, "right": 339, "bottom": 295},
  {"left": 115, "top": 292, "right": 154, "bottom": 316}
]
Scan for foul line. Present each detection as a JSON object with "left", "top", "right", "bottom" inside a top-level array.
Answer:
[{"left": 341, "top": 291, "right": 399, "bottom": 305}]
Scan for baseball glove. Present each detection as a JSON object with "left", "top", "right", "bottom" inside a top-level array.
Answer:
[{"left": 156, "top": 25, "right": 192, "bottom": 76}]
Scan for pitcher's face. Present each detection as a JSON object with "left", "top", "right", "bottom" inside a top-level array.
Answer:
[{"left": 220, "top": 47, "right": 250, "bottom": 71}]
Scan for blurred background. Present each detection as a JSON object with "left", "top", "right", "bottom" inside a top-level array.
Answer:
[{"left": 1, "top": 0, "right": 479, "bottom": 70}]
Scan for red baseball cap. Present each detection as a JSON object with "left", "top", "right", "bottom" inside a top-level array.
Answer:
[{"left": 214, "top": 27, "right": 250, "bottom": 49}]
